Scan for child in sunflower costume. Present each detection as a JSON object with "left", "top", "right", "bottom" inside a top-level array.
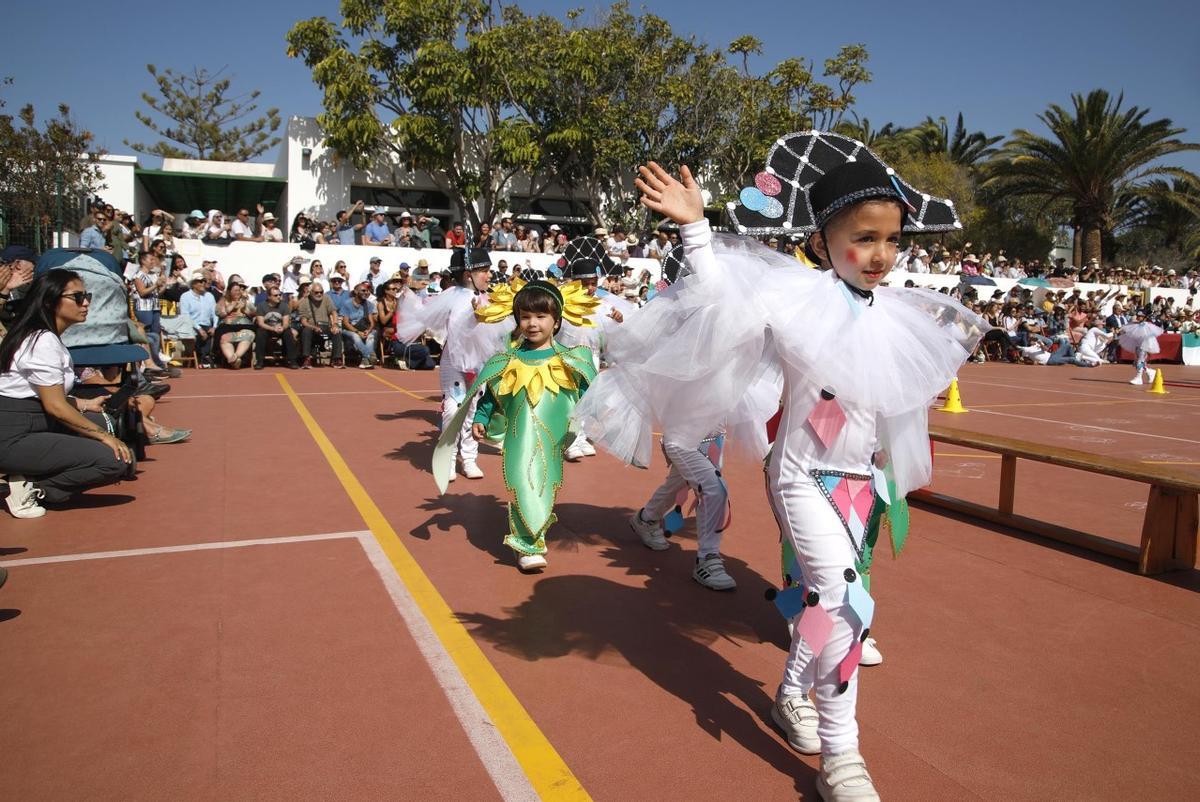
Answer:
[{"left": 433, "top": 277, "right": 600, "bottom": 572}]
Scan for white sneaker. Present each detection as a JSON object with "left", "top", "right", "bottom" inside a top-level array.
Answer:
[
  {"left": 460, "top": 461, "right": 484, "bottom": 480},
  {"left": 1130, "top": 375, "right": 1143, "bottom": 385},
  {"left": 817, "top": 750, "right": 880, "bottom": 802},
  {"left": 771, "top": 690, "right": 820, "bottom": 755},
  {"left": 1146, "top": 368, "right": 1157, "bottom": 383},
  {"left": 693, "top": 553, "right": 736, "bottom": 590},
  {"left": 859, "top": 637, "right": 883, "bottom": 667},
  {"left": 564, "top": 445, "right": 585, "bottom": 462},
  {"left": 629, "top": 509, "right": 669, "bottom": 551},
  {"left": 5, "top": 476, "right": 46, "bottom": 519},
  {"left": 578, "top": 440, "right": 596, "bottom": 456},
  {"left": 517, "top": 554, "right": 547, "bottom": 572}
]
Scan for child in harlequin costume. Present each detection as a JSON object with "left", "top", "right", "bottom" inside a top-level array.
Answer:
[
  {"left": 575, "top": 132, "right": 987, "bottom": 801},
  {"left": 626, "top": 247, "right": 739, "bottom": 591},
  {"left": 433, "top": 278, "right": 600, "bottom": 572},
  {"left": 555, "top": 236, "right": 634, "bottom": 462},
  {"left": 395, "top": 245, "right": 497, "bottom": 481},
  {"left": 1118, "top": 311, "right": 1162, "bottom": 385}
]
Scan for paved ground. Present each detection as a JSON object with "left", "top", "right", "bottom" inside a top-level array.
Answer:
[{"left": 2, "top": 362, "right": 1198, "bottom": 800}]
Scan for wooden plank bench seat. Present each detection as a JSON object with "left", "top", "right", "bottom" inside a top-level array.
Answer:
[{"left": 913, "top": 425, "right": 1200, "bottom": 575}]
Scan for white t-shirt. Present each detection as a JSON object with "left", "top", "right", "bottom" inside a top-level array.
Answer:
[
  {"left": 0, "top": 331, "right": 75, "bottom": 399},
  {"left": 231, "top": 219, "right": 255, "bottom": 239},
  {"left": 262, "top": 227, "right": 284, "bottom": 243}
]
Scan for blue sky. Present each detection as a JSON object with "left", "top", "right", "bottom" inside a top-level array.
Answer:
[{"left": 5, "top": 0, "right": 1199, "bottom": 171}]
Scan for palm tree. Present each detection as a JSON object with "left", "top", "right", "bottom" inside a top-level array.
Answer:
[
  {"left": 899, "top": 113, "right": 1001, "bottom": 168},
  {"left": 1122, "top": 179, "right": 1200, "bottom": 253},
  {"left": 985, "top": 90, "right": 1199, "bottom": 265},
  {"left": 834, "top": 116, "right": 904, "bottom": 160}
]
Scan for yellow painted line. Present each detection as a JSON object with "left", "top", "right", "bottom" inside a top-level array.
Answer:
[
  {"left": 363, "top": 370, "right": 441, "bottom": 402},
  {"left": 276, "top": 374, "right": 589, "bottom": 800}
]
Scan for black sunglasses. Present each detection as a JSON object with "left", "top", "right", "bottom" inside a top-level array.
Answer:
[{"left": 61, "top": 291, "right": 93, "bottom": 304}]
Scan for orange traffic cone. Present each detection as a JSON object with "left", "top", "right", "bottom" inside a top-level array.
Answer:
[
  {"left": 1146, "top": 368, "right": 1169, "bottom": 395},
  {"left": 937, "top": 378, "right": 968, "bottom": 413}
]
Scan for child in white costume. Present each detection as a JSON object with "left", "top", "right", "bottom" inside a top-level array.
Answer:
[
  {"left": 395, "top": 245, "right": 501, "bottom": 481},
  {"left": 556, "top": 235, "right": 633, "bottom": 461},
  {"left": 575, "top": 132, "right": 986, "bottom": 801},
  {"left": 1118, "top": 312, "right": 1162, "bottom": 385}
]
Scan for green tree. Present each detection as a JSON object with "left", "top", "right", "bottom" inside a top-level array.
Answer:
[
  {"left": 1, "top": 88, "right": 104, "bottom": 248},
  {"left": 897, "top": 113, "right": 1001, "bottom": 169},
  {"left": 125, "top": 65, "right": 282, "bottom": 161},
  {"left": 984, "top": 90, "right": 1199, "bottom": 265},
  {"left": 287, "top": 0, "right": 552, "bottom": 228}
]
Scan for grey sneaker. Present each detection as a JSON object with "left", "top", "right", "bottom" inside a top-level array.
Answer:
[
  {"left": 4, "top": 475, "right": 46, "bottom": 519},
  {"left": 771, "top": 690, "right": 820, "bottom": 754},
  {"left": 817, "top": 750, "right": 879, "bottom": 801},
  {"left": 693, "top": 553, "right": 736, "bottom": 591},
  {"left": 629, "top": 509, "right": 669, "bottom": 551}
]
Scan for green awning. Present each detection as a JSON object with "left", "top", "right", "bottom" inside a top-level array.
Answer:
[{"left": 136, "top": 168, "right": 286, "bottom": 216}]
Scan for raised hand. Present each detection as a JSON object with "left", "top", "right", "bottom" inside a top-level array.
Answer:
[{"left": 635, "top": 162, "right": 704, "bottom": 226}]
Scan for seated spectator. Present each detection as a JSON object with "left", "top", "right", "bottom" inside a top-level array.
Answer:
[
  {"left": 492, "top": 214, "right": 517, "bottom": 250},
  {"left": 327, "top": 274, "right": 352, "bottom": 315},
  {"left": 215, "top": 278, "right": 256, "bottom": 369},
  {"left": 203, "top": 210, "right": 231, "bottom": 242},
  {"left": 364, "top": 210, "right": 393, "bottom": 246},
  {"left": 359, "top": 255, "right": 387, "bottom": 290},
  {"left": 260, "top": 211, "right": 284, "bottom": 243},
  {"left": 341, "top": 280, "right": 378, "bottom": 369},
  {"left": 309, "top": 260, "right": 330, "bottom": 291},
  {"left": 331, "top": 260, "right": 353, "bottom": 285},
  {"left": 254, "top": 286, "right": 298, "bottom": 370},
  {"left": 409, "top": 261, "right": 433, "bottom": 298},
  {"left": 646, "top": 228, "right": 671, "bottom": 262},
  {"left": 444, "top": 221, "right": 467, "bottom": 248},
  {"left": 231, "top": 208, "right": 261, "bottom": 242},
  {"left": 606, "top": 225, "right": 630, "bottom": 261},
  {"left": 280, "top": 257, "right": 305, "bottom": 301},
  {"left": 476, "top": 222, "right": 493, "bottom": 248},
  {"left": 179, "top": 270, "right": 217, "bottom": 368},
  {"left": 180, "top": 210, "right": 206, "bottom": 240},
  {"left": 336, "top": 201, "right": 367, "bottom": 244},
  {"left": 142, "top": 210, "right": 176, "bottom": 251},
  {"left": 543, "top": 225, "right": 562, "bottom": 254},
  {"left": 254, "top": 273, "right": 282, "bottom": 306},
  {"left": 0, "top": 270, "right": 134, "bottom": 518},
  {"left": 296, "top": 282, "right": 344, "bottom": 369},
  {"left": 0, "top": 246, "right": 37, "bottom": 338}
]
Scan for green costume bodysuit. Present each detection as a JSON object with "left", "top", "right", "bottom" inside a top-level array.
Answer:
[{"left": 433, "top": 339, "right": 596, "bottom": 555}]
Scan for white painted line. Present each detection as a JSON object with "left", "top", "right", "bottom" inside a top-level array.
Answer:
[
  {"left": 972, "top": 409, "right": 1200, "bottom": 446},
  {"left": 354, "top": 533, "right": 538, "bottom": 802},
  {"left": 966, "top": 378, "right": 1200, "bottom": 409},
  {"left": 0, "top": 531, "right": 367, "bottom": 567}
]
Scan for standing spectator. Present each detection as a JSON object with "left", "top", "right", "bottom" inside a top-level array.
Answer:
[
  {"left": 231, "top": 208, "right": 261, "bottom": 242},
  {"left": 393, "top": 212, "right": 418, "bottom": 247},
  {"left": 444, "top": 222, "right": 467, "bottom": 248},
  {"left": 605, "top": 225, "right": 629, "bottom": 260},
  {"left": 625, "top": 233, "right": 642, "bottom": 258},
  {"left": 258, "top": 212, "right": 283, "bottom": 243},
  {"left": 364, "top": 210, "right": 393, "bottom": 246},
  {"left": 253, "top": 286, "right": 299, "bottom": 370},
  {"left": 290, "top": 212, "right": 318, "bottom": 247},
  {"left": 0, "top": 270, "right": 133, "bottom": 518},
  {"left": 359, "top": 255, "right": 387, "bottom": 290},
  {"left": 491, "top": 214, "right": 517, "bottom": 250},
  {"left": 475, "top": 222, "right": 493, "bottom": 248},
  {"left": 543, "top": 225, "right": 561, "bottom": 254},
  {"left": 79, "top": 209, "right": 110, "bottom": 251},
  {"left": 414, "top": 214, "right": 440, "bottom": 247},
  {"left": 341, "top": 280, "right": 378, "bottom": 368},
  {"left": 132, "top": 251, "right": 167, "bottom": 370},
  {"left": 280, "top": 257, "right": 305, "bottom": 302},
  {"left": 337, "top": 201, "right": 367, "bottom": 244},
  {"left": 141, "top": 209, "right": 174, "bottom": 251},
  {"left": 296, "top": 282, "right": 344, "bottom": 368},
  {"left": 179, "top": 270, "right": 217, "bottom": 368}
]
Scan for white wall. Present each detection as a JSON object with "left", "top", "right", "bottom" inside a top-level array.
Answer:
[
  {"left": 173, "top": 239, "right": 664, "bottom": 286},
  {"left": 92, "top": 155, "right": 140, "bottom": 216}
]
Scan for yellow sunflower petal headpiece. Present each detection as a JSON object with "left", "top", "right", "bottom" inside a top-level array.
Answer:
[{"left": 474, "top": 277, "right": 601, "bottom": 327}]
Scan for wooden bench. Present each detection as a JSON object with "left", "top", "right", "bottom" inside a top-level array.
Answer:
[{"left": 913, "top": 425, "right": 1199, "bottom": 575}]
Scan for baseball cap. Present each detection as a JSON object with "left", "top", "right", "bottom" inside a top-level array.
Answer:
[
  {"left": 370, "top": 256, "right": 382, "bottom": 264},
  {"left": 1, "top": 244, "right": 37, "bottom": 263}
]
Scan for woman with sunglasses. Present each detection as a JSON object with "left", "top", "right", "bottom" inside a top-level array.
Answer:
[{"left": 0, "top": 270, "right": 134, "bottom": 519}]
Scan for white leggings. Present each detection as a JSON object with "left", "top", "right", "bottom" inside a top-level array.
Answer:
[
  {"left": 767, "top": 475, "right": 862, "bottom": 755},
  {"left": 1076, "top": 344, "right": 1104, "bottom": 366},
  {"left": 643, "top": 441, "right": 728, "bottom": 556},
  {"left": 440, "top": 368, "right": 479, "bottom": 464}
]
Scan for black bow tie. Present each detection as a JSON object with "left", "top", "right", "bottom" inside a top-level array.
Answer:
[{"left": 843, "top": 281, "right": 875, "bottom": 306}]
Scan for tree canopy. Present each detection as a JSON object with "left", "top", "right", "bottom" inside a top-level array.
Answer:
[{"left": 125, "top": 65, "right": 282, "bottom": 162}]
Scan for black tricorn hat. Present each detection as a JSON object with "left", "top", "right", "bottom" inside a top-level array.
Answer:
[
  {"left": 727, "top": 130, "right": 962, "bottom": 236},
  {"left": 449, "top": 245, "right": 492, "bottom": 272},
  {"left": 660, "top": 244, "right": 691, "bottom": 286}
]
